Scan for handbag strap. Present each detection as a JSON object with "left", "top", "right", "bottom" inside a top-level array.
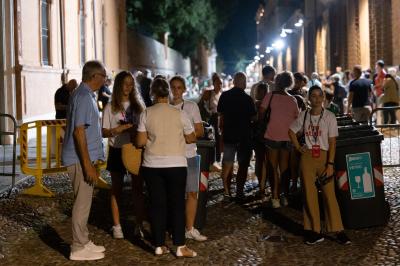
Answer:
[{"left": 302, "top": 109, "right": 309, "bottom": 134}]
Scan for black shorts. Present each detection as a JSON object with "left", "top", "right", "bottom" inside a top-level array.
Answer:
[
  {"left": 264, "top": 138, "right": 291, "bottom": 150},
  {"left": 106, "top": 146, "right": 127, "bottom": 173}
]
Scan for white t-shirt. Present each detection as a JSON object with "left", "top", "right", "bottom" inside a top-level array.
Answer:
[
  {"left": 137, "top": 109, "right": 194, "bottom": 167},
  {"left": 102, "top": 101, "right": 132, "bottom": 148},
  {"left": 290, "top": 109, "right": 338, "bottom": 151},
  {"left": 172, "top": 100, "right": 202, "bottom": 158}
]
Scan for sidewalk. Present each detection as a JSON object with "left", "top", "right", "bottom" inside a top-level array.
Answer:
[{"left": 0, "top": 162, "right": 400, "bottom": 264}]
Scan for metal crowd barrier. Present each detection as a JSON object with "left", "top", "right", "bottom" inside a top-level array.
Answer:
[
  {"left": 369, "top": 106, "right": 400, "bottom": 167},
  {"left": 19, "top": 119, "right": 110, "bottom": 197},
  {"left": 0, "top": 113, "right": 17, "bottom": 196}
]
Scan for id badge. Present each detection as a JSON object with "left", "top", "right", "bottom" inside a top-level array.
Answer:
[{"left": 312, "top": 145, "right": 321, "bottom": 158}]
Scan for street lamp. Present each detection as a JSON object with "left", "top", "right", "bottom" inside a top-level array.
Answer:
[
  {"left": 272, "top": 39, "right": 284, "bottom": 50},
  {"left": 255, "top": 44, "right": 260, "bottom": 50}
]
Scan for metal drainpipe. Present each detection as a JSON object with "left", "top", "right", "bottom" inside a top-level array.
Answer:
[
  {"left": 92, "top": 0, "right": 97, "bottom": 59},
  {"left": 59, "top": 0, "right": 65, "bottom": 72}
]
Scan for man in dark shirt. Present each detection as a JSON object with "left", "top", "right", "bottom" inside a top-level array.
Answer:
[
  {"left": 348, "top": 65, "right": 372, "bottom": 123},
  {"left": 138, "top": 69, "right": 153, "bottom": 107},
  {"left": 97, "top": 78, "right": 112, "bottom": 111},
  {"left": 54, "top": 79, "right": 77, "bottom": 119},
  {"left": 217, "top": 72, "right": 256, "bottom": 201}
]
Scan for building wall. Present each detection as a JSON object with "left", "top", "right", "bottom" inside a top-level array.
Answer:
[
  {"left": 10, "top": 0, "right": 127, "bottom": 123},
  {"left": 126, "top": 30, "right": 191, "bottom": 77},
  {"left": 391, "top": 0, "right": 400, "bottom": 65}
]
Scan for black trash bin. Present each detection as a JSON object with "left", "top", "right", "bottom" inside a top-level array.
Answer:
[
  {"left": 335, "top": 125, "right": 389, "bottom": 229},
  {"left": 194, "top": 139, "right": 215, "bottom": 230}
]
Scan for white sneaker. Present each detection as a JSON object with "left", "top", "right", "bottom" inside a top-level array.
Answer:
[
  {"left": 85, "top": 240, "right": 106, "bottom": 253},
  {"left": 271, "top": 198, "right": 281, "bottom": 208},
  {"left": 70, "top": 246, "right": 105, "bottom": 261},
  {"left": 176, "top": 245, "right": 197, "bottom": 258},
  {"left": 112, "top": 224, "right": 124, "bottom": 239},
  {"left": 185, "top": 227, "right": 207, "bottom": 241},
  {"left": 280, "top": 195, "right": 289, "bottom": 207}
]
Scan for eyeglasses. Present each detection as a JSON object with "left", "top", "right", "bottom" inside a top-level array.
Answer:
[{"left": 94, "top": 73, "right": 107, "bottom": 78}]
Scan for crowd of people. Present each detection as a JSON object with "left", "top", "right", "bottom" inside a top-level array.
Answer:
[{"left": 57, "top": 59, "right": 400, "bottom": 261}]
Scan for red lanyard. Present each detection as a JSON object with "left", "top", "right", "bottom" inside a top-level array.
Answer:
[{"left": 308, "top": 109, "right": 324, "bottom": 144}]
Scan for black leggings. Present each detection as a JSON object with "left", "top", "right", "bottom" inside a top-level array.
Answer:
[{"left": 142, "top": 166, "right": 187, "bottom": 246}]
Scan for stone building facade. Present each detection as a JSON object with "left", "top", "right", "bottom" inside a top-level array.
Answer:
[{"left": 257, "top": 0, "right": 400, "bottom": 76}]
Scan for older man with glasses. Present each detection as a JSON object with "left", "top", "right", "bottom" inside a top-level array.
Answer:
[{"left": 62, "top": 60, "right": 107, "bottom": 261}]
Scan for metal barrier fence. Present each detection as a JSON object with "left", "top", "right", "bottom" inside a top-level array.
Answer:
[
  {"left": 19, "top": 119, "right": 110, "bottom": 197},
  {"left": 369, "top": 106, "right": 400, "bottom": 167},
  {"left": 0, "top": 113, "right": 17, "bottom": 196}
]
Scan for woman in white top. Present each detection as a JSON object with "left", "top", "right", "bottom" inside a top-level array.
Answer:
[
  {"left": 289, "top": 85, "right": 350, "bottom": 245},
  {"left": 170, "top": 75, "right": 206, "bottom": 242},
  {"left": 136, "top": 77, "right": 197, "bottom": 257},
  {"left": 102, "top": 71, "right": 145, "bottom": 239}
]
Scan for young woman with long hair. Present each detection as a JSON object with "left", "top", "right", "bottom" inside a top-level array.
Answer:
[{"left": 102, "top": 71, "right": 146, "bottom": 239}]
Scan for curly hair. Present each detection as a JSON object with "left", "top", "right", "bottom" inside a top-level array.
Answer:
[
  {"left": 275, "top": 71, "right": 294, "bottom": 91},
  {"left": 111, "top": 71, "right": 145, "bottom": 115}
]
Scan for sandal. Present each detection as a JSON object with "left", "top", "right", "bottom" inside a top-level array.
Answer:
[
  {"left": 155, "top": 246, "right": 170, "bottom": 256},
  {"left": 176, "top": 245, "right": 197, "bottom": 258}
]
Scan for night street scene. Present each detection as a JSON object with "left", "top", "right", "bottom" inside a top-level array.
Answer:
[{"left": 1, "top": 0, "right": 400, "bottom": 265}]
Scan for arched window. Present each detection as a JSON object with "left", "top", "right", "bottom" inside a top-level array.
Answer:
[
  {"left": 41, "top": 0, "right": 50, "bottom": 65},
  {"left": 79, "top": 0, "right": 86, "bottom": 65}
]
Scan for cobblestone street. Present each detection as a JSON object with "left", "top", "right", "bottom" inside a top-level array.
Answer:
[{"left": 1, "top": 153, "right": 400, "bottom": 265}]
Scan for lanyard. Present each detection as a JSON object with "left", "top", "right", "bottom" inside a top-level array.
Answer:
[
  {"left": 121, "top": 108, "right": 127, "bottom": 122},
  {"left": 181, "top": 101, "right": 185, "bottom": 110},
  {"left": 308, "top": 109, "right": 324, "bottom": 144}
]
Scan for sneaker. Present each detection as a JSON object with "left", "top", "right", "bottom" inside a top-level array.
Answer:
[
  {"left": 271, "top": 198, "right": 281, "bottom": 208},
  {"left": 134, "top": 224, "right": 145, "bottom": 239},
  {"left": 70, "top": 246, "right": 105, "bottom": 261},
  {"left": 185, "top": 227, "right": 207, "bottom": 241},
  {"left": 305, "top": 232, "right": 324, "bottom": 245},
  {"left": 155, "top": 246, "right": 170, "bottom": 256},
  {"left": 280, "top": 195, "right": 289, "bottom": 207},
  {"left": 176, "top": 245, "right": 197, "bottom": 258},
  {"left": 336, "top": 231, "right": 351, "bottom": 245},
  {"left": 85, "top": 240, "right": 106, "bottom": 253},
  {"left": 112, "top": 224, "right": 124, "bottom": 239}
]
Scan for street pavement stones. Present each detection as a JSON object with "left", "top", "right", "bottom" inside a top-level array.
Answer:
[{"left": 0, "top": 165, "right": 400, "bottom": 264}]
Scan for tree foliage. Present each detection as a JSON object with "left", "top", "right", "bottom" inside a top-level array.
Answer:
[{"left": 126, "top": 0, "right": 232, "bottom": 57}]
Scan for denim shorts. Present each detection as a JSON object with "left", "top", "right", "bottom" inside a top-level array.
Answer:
[
  {"left": 222, "top": 141, "right": 252, "bottom": 164},
  {"left": 186, "top": 155, "right": 200, "bottom": 192},
  {"left": 264, "top": 138, "right": 292, "bottom": 150}
]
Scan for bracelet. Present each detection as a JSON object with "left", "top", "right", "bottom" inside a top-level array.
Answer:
[{"left": 327, "top": 162, "right": 334, "bottom": 165}]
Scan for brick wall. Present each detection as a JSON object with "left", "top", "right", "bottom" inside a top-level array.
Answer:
[{"left": 391, "top": 0, "right": 400, "bottom": 65}]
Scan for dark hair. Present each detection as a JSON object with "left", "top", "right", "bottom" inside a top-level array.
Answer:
[
  {"left": 275, "top": 71, "right": 294, "bottom": 90},
  {"left": 308, "top": 85, "right": 324, "bottom": 98},
  {"left": 293, "top": 72, "right": 304, "bottom": 82},
  {"left": 353, "top": 65, "right": 362, "bottom": 76},
  {"left": 111, "top": 71, "right": 144, "bottom": 115},
  {"left": 255, "top": 82, "right": 268, "bottom": 101},
  {"left": 376, "top": 60, "right": 385, "bottom": 68},
  {"left": 169, "top": 75, "right": 187, "bottom": 91},
  {"left": 325, "top": 90, "right": 334, "bottom": 101},
  {"left": 262, "top": 65, "right": 276, "bottom": 77},
  {"left": 150, "top": 77, "right": 169, "bottom": 98}
]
